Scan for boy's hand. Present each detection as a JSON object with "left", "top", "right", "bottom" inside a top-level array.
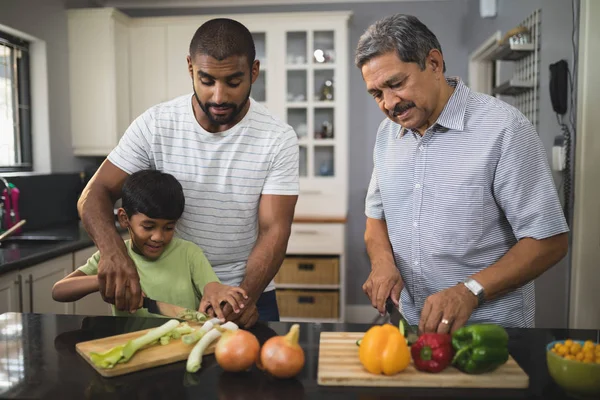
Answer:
[{"left": 199, "top": 282, "right": 248, "bottom": 321}]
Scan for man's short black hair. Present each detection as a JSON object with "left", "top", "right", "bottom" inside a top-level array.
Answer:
[
  {"left": 121, "top": 170, "right": 185, "bottom": 221},
  {"left": 189, "top": 18, "right": 255, "bottom": 67}
]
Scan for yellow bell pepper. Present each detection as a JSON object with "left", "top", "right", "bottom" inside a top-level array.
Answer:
[{"left": 358, "top": 324, "right": 411, "bottom": 375}]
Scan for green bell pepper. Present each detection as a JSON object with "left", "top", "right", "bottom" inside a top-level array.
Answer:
[{"left": 451, "top": 324, "right": 510, "bottom": 374}]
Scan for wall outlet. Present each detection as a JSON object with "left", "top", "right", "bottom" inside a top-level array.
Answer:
[{"left": 552, "top": 136, "right": 566, "bottom": 172}]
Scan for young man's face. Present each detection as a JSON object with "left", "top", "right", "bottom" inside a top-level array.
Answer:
[
  {"left": 118, "top": 209, "right": 177, "bottom": 260},
  {"left": 187, "top": 53, "right": 259, "bottom": 131}
]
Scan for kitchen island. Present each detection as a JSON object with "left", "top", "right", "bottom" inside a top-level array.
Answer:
[{"left": 0, "top": 313, "right": 597, "bottom": 399}]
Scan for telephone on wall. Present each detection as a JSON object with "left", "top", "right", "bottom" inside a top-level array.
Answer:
[{"left": 549, "top": 60, "right": 569, "bottom": 172}]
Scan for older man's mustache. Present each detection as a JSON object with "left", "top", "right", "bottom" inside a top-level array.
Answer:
[{"left": 392, "top": 102, "right": 415, "bottom": 117}]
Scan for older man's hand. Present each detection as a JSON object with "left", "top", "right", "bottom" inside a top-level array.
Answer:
[
  {"left": 362, "top": 263, "right": 404, "bottom": 315},
  {"left": 418, "top": 284, "right": 478, "bottom": 334}
]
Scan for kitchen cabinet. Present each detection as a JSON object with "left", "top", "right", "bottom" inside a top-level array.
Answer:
[
  {"left": 73, "top": 246, "right": 112, "bottom": 316},
  {"left": 21, "top": 255, "right": 74, "bottom": 315},
  {"left": 129, "top": 24, "right": 169, "bottom": 119},
  {"left": 67, "top": 8, "right": 131, "bottom": 156},
  {"left": 0, "top": 271, "right": 21, "bottom": 314}
]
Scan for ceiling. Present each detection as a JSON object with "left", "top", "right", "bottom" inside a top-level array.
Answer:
[{"left": 98, "top": 0, "right": 445, "bottom": 8}]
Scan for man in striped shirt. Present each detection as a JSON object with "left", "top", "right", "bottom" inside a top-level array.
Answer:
[
  {"left": 78, "top": 18, "right": 299, "bottom": 328},
  {"left": 356, "top": 14, "right": 569, "bottom": 332}
]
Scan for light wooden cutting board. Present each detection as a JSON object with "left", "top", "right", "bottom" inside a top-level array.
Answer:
[
  {"left": 76, "top": 327, "right": 217, "bottom": 378},
  {"left": 317, "top": 332, "right": 529, "bottom": 388}
]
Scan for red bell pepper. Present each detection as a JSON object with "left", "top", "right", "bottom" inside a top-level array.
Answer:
[{"left": 410, "top": 333, "right": 454, "bottom": 373}]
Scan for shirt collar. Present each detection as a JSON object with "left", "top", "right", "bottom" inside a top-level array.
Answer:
[{"left": 398, "top": 76, "right": 470, "bottom": 138}]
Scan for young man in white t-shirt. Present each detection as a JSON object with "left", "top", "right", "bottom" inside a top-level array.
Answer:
[{"left": 77, "top": 18, "right": 299, "bottom": 328}]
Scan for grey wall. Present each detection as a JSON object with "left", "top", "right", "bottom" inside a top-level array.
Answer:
[
  {"left": 119, "top": 0, "right": 472, "bottom": 310},
  {"left": 463, "top": 0, "right": 578, "bottom": 329},
  {"left": 0, "top": 0, "right": 94, "bottom": 173}
]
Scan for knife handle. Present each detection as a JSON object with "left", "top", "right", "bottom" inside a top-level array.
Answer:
[{"left": 142, "top": 297, "right": 160, "bottom": 315}]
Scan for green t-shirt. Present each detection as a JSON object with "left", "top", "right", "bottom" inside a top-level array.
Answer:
[{"left": 78, "top": 238, "right": 219, "bottom": 318}]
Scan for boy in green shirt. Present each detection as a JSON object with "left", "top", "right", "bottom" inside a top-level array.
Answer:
[{"left": 52, "top": 170, "right": 247, "bottom": 320}]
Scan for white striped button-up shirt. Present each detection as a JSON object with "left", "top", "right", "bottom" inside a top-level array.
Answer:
[{"left": 365, "top": 77, "right": 568, "bottom": 328}]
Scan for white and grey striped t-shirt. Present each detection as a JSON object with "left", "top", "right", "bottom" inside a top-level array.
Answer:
[
  {"left": 366, "top": 77, "right": 569, "bottom": 328},
  {"left": 108, "top": 94, "right": 299, "bottom": 292}
]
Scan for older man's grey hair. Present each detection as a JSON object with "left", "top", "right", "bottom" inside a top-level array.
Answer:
[{"left": 355, "top": 14, "right": 446, "bottom": 73}]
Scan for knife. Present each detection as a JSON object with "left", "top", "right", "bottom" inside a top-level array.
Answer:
[
  {"left": 385, "top": 298, "right": 419, "bottom": 344},
  {"left": 142, "top": 297, "right": 207, "bottom": 322}
]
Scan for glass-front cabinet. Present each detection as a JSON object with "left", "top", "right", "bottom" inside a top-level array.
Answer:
[{"left": 244, "top": 13, "right": 350, "bottom": 218}]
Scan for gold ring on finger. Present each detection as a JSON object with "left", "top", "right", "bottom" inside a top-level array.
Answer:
[{"left": 441, "top": 318, "right": 450, "bottom": 325}]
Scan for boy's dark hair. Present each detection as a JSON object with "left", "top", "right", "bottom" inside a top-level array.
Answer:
[
  {"left": 189, "top": 18, "right": 255, "bottom": 68},
  {"left": 121, "top": 170, "right": 185, "bottom": 221}
]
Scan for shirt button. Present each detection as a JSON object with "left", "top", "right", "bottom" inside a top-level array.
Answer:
[
  {"left": 413, "top": 221, "right": 418, "bottom": 228},
  {"left": 414, "top": 260, "right": 419, "bottom": 266},
  {"left": 415, "top": 183, "right": 421, "bottom": 189},
  {"left": 419, "top": 146, "right": 424, "bottom": 151}
]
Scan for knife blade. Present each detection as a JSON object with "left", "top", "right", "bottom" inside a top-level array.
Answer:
[
  {"left": 385, "top": 298, "right": 419, "bottom": 343},
  {"left": 142, "top": 297, "right": 206, "bottom": 322}
]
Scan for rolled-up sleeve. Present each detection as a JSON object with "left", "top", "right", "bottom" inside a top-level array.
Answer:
[{"left": 493, "top": 121, "right": 569, "bottom": 240}]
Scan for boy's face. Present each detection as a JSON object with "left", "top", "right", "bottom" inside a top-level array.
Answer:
[{"left": 118, "top": 209, "right": 177, "bottom": 260}]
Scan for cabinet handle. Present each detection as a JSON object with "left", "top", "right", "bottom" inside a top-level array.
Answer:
[
  {"left": 26, "top": 274, "right": 33, "bottom": 313},
  {"left": 298, "top": 296, "right": 315, "bottom": 304},
  {"left": 298, "top": 263, "right": 315, "bottom": 271},
  {"left": 15, "top": 275, "right": 23, "bottom": 313},
  {"left": 293, "top": 230, "right": 319, "bottom": 235}
]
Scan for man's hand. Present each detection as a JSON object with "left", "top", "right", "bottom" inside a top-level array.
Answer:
[
  {"left": 362, "top": 263, "right": 404, "bottom": 315},
  {"left": 199, "top": 283, "right": 248, "bottom": 322},
  {"left": 419, "top": 284, "right": 478, "bottom": 335},
  {"left": 97, "top": 251, "right": 142, "bottom": 313},
  {"left": 218, "top": 301, "right": 259, "bottom": 328}
]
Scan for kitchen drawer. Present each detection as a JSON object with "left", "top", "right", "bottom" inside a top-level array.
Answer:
[
  {"left": 276, "top": 289, "right": 339, "bottom": 319},
  {"left": 275, "top": 256, "right": 339, "bottom": 285},
  {"left": 287, "top": 223, "right": 344, "bottom": 255}
]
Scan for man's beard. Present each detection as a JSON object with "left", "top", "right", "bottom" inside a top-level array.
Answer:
[{"left": 193, "top": 84, "right": 252, "bottom": 126}]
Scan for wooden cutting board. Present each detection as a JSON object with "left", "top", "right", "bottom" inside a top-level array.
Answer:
[
  {"left": 317, "top": 332, "right": 529, "bottom": 388},
  {"left": 76, "top": 327, "right": 218, "bottom": 378}
]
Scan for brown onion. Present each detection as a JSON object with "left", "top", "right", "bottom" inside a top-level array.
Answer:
[
  {"left": 215, "top": 329, "right": 260, "bottom": 372},
  {"left": 257, "top": 324, "right": 305, "bottom": 379}
]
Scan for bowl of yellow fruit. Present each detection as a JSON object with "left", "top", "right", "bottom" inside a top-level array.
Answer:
[{"left": 546, "top": 339, "right": 600, "bottom": 399}]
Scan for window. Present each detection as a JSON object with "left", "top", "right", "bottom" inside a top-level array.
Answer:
[{"left": 0, "top": 30, "right": 32, "bottom": 172}]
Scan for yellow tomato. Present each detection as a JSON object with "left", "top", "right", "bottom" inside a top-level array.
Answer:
[
  {"left": 564, "top": 339, "right": 574, "bottom": 348},
  {"left": 557, "top": 346, "right": 568, "bottom": 356},
  {"left": 583, "top": 340, "right": 595, "bottom": 351},
  {"left": 570, "top": 343, "right": 582, "bottom": 355}
]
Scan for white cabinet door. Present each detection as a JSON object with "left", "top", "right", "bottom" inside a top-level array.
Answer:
[
  {"left": 166, "top": 24, "right": 200, "bottom": 99},
  {"left": 67, "top": 8, "right": 130, "bottom": 156},
  {"left": 0, "top": 271, "right": 21, "bottom": 314},
  {"left": 130, "top": 25, "right": 168, "bottom": 119},
  {"left": 21, "top": 255, "right": 74, "bottom": 315},
  {"left": 73, "top": 246, "right": 112, "bottom": 316}
]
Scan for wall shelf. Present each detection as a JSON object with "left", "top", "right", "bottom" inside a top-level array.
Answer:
[
  {"left": 492, "top": 79, "right": 535, "bottom": 96},
  {"left": 487, "top": 42, "right": 534, "bottom": 61}
]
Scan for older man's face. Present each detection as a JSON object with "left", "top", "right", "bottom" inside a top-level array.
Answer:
[{"left": 361, "top": 50, "right": 443, "bottom": 133}]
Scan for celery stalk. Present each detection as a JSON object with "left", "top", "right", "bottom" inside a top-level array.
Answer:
[
  {"left": 89, "top": 319, "right": 181, "bottom": 368},
  {"left": 89, "top": 345, "right": 125, "bottom": 369},
  {"left": 186, "top": 328, "right": 222, "bottom": 373},
  {"left": 120, "top": 319, "right": 180, "bottom": 363},
  {"left": 182, "top": 318, "right": 220, "bottom": 345}
]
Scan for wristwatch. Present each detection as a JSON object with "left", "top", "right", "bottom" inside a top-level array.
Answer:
[{"left": 463, "top": 278, "right": 485, "bottom": 307}]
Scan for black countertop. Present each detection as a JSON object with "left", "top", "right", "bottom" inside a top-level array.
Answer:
[
  {"left": 0, "top": 221, "right": 126, "bottom": 274},
  {"left": 0, "top": 313, "right": 598, "bottom": 400}
]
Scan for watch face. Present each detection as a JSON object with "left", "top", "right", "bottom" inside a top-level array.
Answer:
[{"left": 466, "top": 279, "right": 483, "bottom": 294}]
